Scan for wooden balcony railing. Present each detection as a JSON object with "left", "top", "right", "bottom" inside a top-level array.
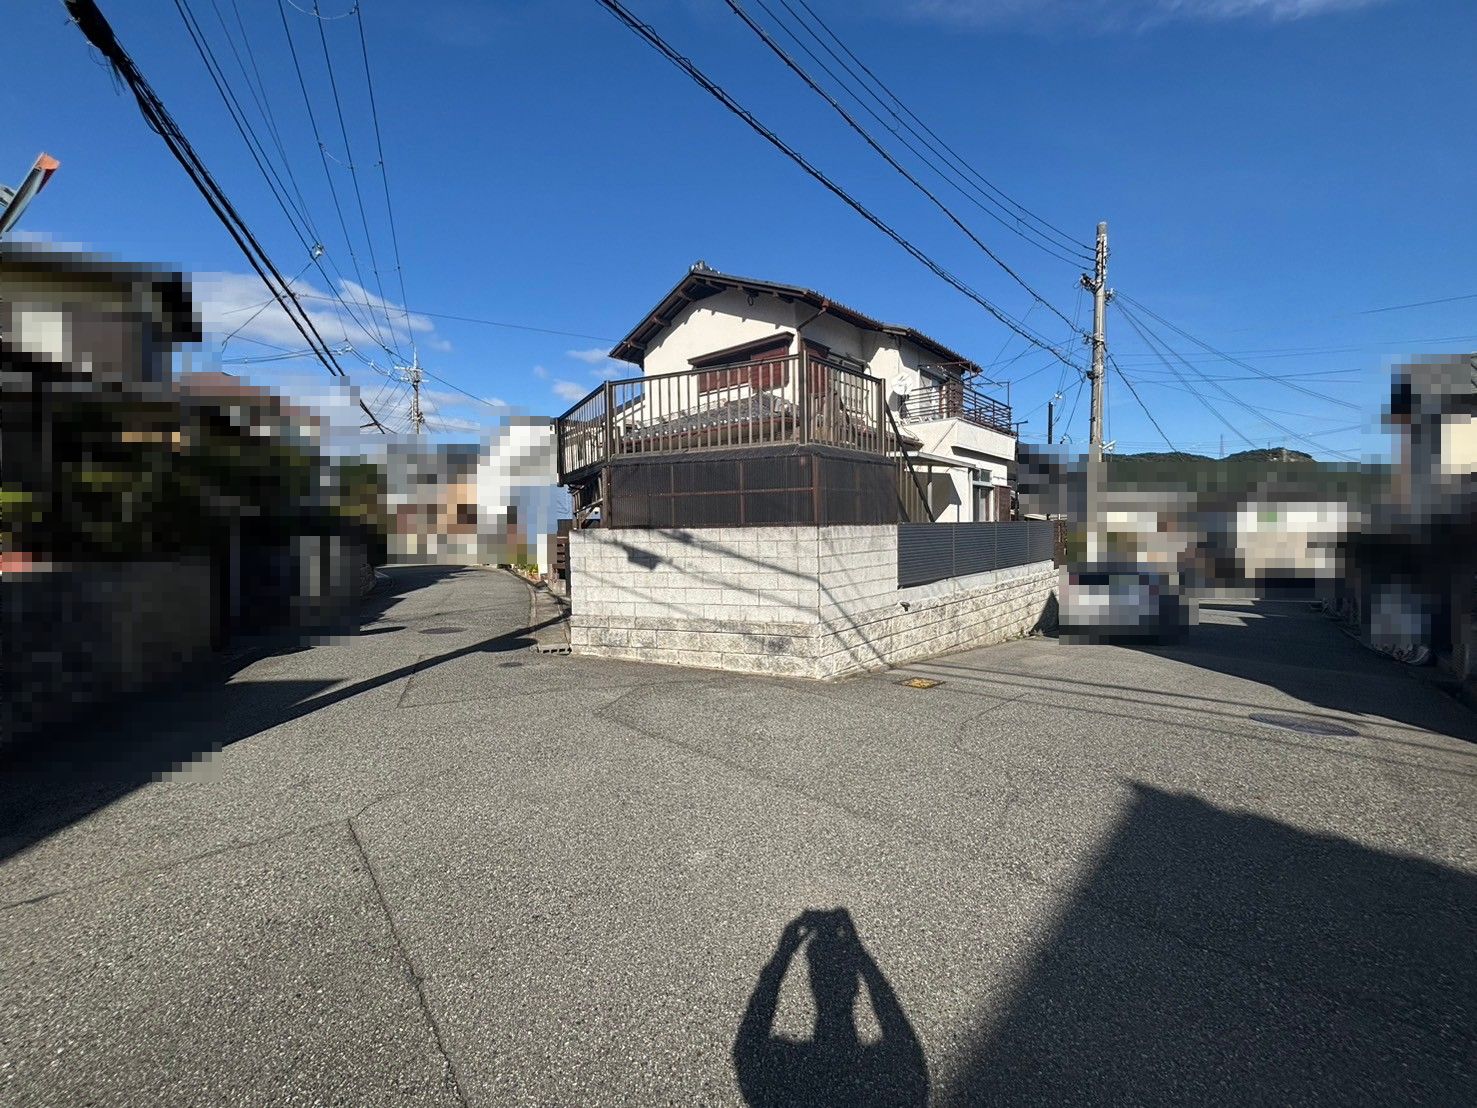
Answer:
[
  {"left": 900, "top": 382, "right": 1012, "bottom": 434},
  {"left": 556, "top": 352, "right": 887, "bottom": 481}
]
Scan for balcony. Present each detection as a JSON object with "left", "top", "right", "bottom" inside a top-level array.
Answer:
[
  {"left": 556, "top": 352, "right": 889, "bottom": 481},
  {"left": 900, "top": 381, "right": 1012, "bottom": 435}
]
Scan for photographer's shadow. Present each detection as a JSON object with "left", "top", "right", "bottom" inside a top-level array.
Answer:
[{"left": 733, "top": 909, "right": 930, "bottom": 1107}]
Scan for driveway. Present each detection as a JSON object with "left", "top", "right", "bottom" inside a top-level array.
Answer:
[{"left": 2, "top": 570, "right": 1473, "bottom": 1106}]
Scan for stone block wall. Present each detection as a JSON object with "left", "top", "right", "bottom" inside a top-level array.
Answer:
[{"left": 570, "top": 525, "right": 1056, "bottom": 679}]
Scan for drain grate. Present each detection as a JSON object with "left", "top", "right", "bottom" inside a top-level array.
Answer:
[
  {"left": 419, "top": 627, "right": 464, "bottom": 635},
  {"left": 900, "top": 677, "right": 943, "bottom": 689},
  {"left": 1249, "top": 712, "right": 1359, "bottom": 737}
]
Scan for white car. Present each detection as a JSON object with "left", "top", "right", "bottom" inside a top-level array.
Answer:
[{"left": 1059, "top": 561, "right": 1187, "bottom": 641}]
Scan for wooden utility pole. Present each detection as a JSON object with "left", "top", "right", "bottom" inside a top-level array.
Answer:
[{"left": 1081, "top": 221, "right": 1109, "bottom": 559}]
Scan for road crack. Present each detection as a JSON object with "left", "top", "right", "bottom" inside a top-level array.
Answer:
[{"left": 346, "top": 817, "right": 471, "bottom": 1108}]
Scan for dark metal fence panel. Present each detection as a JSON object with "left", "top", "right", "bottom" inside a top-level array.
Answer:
[
  {"left": 995, "top": 523, "right": 1027, "bottom": 569},
  {"left": 897, "top": 521, "right": 1055, "bottom": 588},
  {"left": 954, "top": 525, "right": 994, "bottom": 577},
  {"left": 897, "top": 524, "right": 955, "bottom": 587}
]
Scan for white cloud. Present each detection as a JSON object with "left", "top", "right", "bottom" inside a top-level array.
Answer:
[
  {"left": 905, "top": 0, "right": 1386, "bottom": 30},
  {"left": 567, "top": 346, "right": 613, "bottom": 364},
  {"left": 532, "top": 364, "right": 549, "bottom": 379},
  {"left": 552, "top": 380, "right": 588, "bottom": 402},
  {"left": 195, "top": 270, "right": 444, "bottom": 365},
  {"left": 566, "top": 346, "right": 628, "bottom": 380}
]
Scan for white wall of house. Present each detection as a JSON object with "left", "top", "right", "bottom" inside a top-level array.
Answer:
[
  {"left": 638, "top": 289, "right": 800, "bottom": 377},
  {"left": 635, "top": 288, "right": 952, "bottom": 402}
]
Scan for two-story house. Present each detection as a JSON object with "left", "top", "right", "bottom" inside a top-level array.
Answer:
[{"left": 595, "top": 264, "right": 1016, "bottom": 522}]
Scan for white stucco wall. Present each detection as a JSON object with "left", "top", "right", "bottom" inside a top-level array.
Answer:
[
  {"left": 637, "top": 289, "right": 800, "bottom": 377},
  {"left": 632, "top": 289, "right": 945, "bottom": 404},
  {"left": 569, "top": 525, "right": 1056, "bottom": 678}
]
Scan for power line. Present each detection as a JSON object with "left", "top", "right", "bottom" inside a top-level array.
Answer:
[
  {"left": 1357, "top": 291, "right": 1477, "bottom": 315},
  {"left": 592, "top": 0, "right": 1081, "bottom": 373},
  {"left": 274, "top": 0, "right": 402, "bottom": 360},
  {"left": 173, "top": 0, "right": 407, "bottom": 363},
  {"left": 421, "top": 368, "right": 508, "bottom": 413},
  {"left": 1118, "top": 293, "right": 1361, "bottom": 411},
  {"left": 309, "top": 1, "right": 406, "bottom": 355},
  {"left": 354, "top": 5, "right": 417, "bottom": 360},
  {"left": 220, "top": 256, "right": 314, "bottom": 349},
  {"left": 1119, "top": 305, "right": 1255, "bottom": 451},
  {"left": 66, "top": 0, "right": 387, "bottom": 433},
  {"left": 725, "top": 0, "right": 1081, "bottom": 334},
  {"left": 1118, "top": 300, "right": 1359, "bottom": 460},
  {"left": 767, "top": 0, "right": 1091, "bottom": 263},
  {"left": 1109, "top": 354, "right": 1180, "bottom": 455},
  {"left": 223, "top": 290, "right": 619, "bottom": 343},
  {"left": 209, "top": 0, "right": 323, "bottom": 244}
]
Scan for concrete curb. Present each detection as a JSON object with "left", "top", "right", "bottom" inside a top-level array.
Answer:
[{"left": 503, "top": 567, "right": 570, "bottom": 654}]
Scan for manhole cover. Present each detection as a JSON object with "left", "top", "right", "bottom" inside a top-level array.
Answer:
[
  {"left": 1249, "top": 713, "right": 1359, "bottom": 737},
  {"left": 419, "top": 627, "right": 464, "bottom": 635},
  {"left": 900, "top": 677, "right": 943, "bottom": 689}
]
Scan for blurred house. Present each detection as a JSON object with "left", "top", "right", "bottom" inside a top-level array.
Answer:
[
  {"left": 1, "top": 244, "right": 205, "bottom": 743},
  {"left": 385, "top": 420, "right": 558, "bottom": 567},
  {"left": 1339, "top": 355, "right": 1477, "bottom": 680},
  {"left": 1017, "top": 444, "right": 1358, "bottom": 586},
  {"left": 0, "top": 243, "right": 378, "bottom": 743}
]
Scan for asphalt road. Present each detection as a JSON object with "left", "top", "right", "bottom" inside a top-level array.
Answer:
[{"left": 2, "top": 568, "right": 1473, "bottom": 1106}]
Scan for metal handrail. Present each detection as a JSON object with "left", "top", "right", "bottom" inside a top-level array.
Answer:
[
  {"left": 556, "top": 351, "right": 887, "bottom": 479},
  {"left": 900, "top": 382, "right": 1012, "bottom": 433}
]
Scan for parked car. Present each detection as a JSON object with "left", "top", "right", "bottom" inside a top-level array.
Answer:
[{"left": 1059, "top": 561, "right": 1188, "bottom": 641}]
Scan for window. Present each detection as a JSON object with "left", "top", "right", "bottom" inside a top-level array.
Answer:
[
  {"left": 690, "top": 335, "right": 792, "bottom": 393},
  {"left": 971, "top": 468, "right": 993, "bottom": 521}
]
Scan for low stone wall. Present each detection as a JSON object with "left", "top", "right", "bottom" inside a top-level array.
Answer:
[
  {"left": 569, "top": 525, "right": 1056, "bottom": 679},
  {"left": 1, "top": 559, "right": 215, "bottom": 745}
]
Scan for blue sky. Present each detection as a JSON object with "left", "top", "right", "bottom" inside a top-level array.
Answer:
[{"left": 8, "top": 0, "right": 1475, "bottom": 458}]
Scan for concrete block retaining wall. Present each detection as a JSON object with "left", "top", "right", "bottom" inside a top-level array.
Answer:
[{"left": 570, "top": 525, "right": 1056, "bottom": 679}]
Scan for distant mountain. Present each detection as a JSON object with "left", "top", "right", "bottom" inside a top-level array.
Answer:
[
  {"left": 1104, "top": 447, "right": 1387, "bottom": 503},
  {"left": 1223, "top": 448, "right": 1315, "bottom": 463}
]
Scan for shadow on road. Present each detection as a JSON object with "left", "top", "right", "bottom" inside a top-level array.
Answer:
[
  {"left": 0, "top": 566, "right": 557, "bottom": 867},
  {"left": 1132, "top": 599, "right": 1477, "bottom": 743},
  {"left": 938, "top": 783, "right": 1476, "bottom": 1105},
  {"left": 734, "top": 908, "right": 929, "bottom": 1108}
]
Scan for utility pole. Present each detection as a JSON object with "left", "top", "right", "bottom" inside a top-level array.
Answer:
[
  {"left": 1047, "top": 399, "right": 1054, "bottom": 445},
  {"left": 1081, "top": 221, "right": 1109, "bottom": 559},
  {"left": 407, "top": 355, "right": 426, "bottom": 434}
]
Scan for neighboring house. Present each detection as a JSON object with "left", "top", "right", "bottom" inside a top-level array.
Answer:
[
  {"left": 386, "top": 442, "right": 484, "bottom": 563},
  {"left": 384, "top": 423, "right": 558, "bottom": 567},
  {"left": 604, "top": 264, "right": 1016, "bottom": 521},
  {"left": 1339, "top": 354, "right": 1477, "bottom": 678},
  {"left": 1, "top": 244, "right": 207, "bottom": 742},
  {"left": 1228, "top": 496, "right": 1351, "bottom": 583}
]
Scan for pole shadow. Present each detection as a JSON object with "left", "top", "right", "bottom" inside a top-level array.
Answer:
[{"left": 734, "top": 908, "right": 929, "bottom": 1108}]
